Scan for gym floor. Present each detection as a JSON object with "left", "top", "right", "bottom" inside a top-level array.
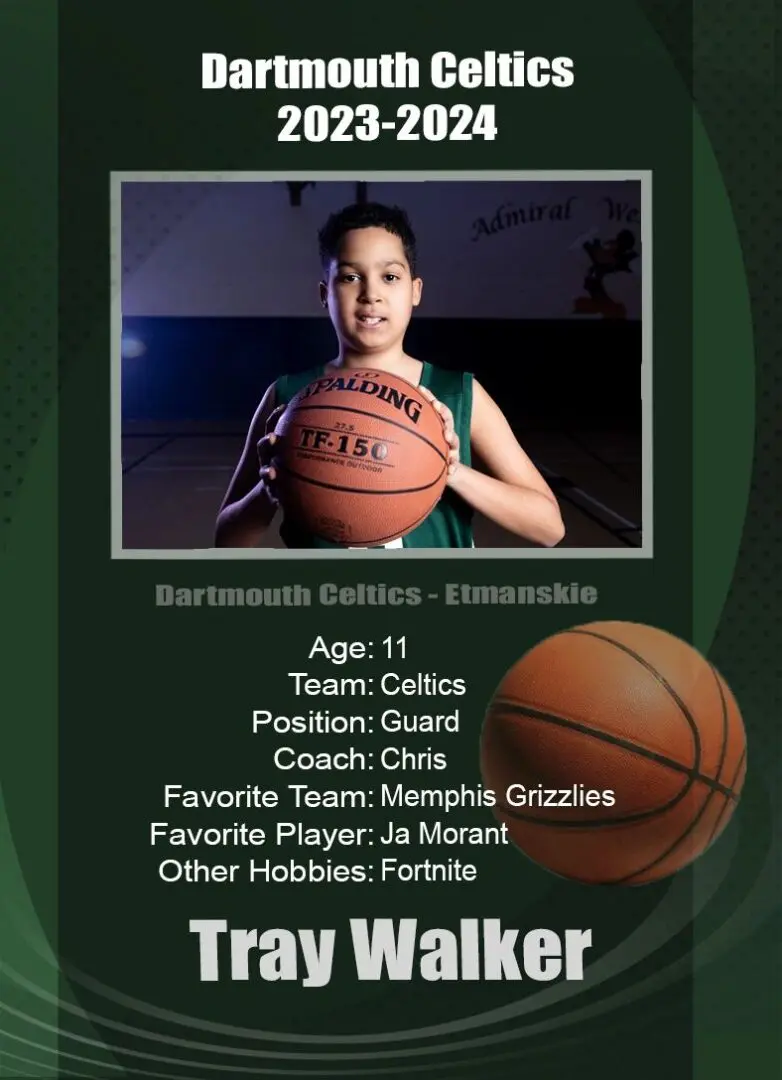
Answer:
[{"left": 121, "top": 423, "right": 643, "bottom": 551}]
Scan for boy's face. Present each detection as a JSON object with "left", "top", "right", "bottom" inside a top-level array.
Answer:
[{"left": 320, "top": 227, "right": 422, "bottom": 354}]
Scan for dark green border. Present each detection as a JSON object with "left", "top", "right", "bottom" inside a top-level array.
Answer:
[
  {"left": 0, "top": 1, "right": 778, "bottom": 1076},
  {"left": 0, "top": 2, "right": 58, "bottom": 1077}
]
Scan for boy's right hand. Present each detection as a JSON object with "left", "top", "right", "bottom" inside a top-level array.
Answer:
[{"left": 257, "top": 405, "right": 286, "bottom": 504}]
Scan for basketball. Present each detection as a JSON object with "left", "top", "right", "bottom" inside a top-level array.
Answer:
[
  {"left": 273, "top": 369, "right": 449, "bottom": 546},
  {"left": 480, "top": 621, "right": 747, "bottom": 886}
]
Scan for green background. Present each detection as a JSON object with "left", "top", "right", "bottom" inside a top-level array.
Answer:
[{"left": 0, "top": 0, "right": 778, "bottom": 1077}]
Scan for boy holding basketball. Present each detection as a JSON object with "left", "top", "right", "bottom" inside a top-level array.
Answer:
[{"left": 215, "top": 203, "right": 565, "bottom": 549}]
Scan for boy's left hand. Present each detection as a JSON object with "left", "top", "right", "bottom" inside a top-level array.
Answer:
[{"left": 418, "top": 387, "right": 460, "bottom": 480}]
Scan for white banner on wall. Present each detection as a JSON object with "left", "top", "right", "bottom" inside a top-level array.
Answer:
[{"left": 121, "top": 178, "right": 643, "bottom": 321}]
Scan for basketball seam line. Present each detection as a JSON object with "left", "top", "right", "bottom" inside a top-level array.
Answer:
[
  {"left": 709, "top": 665, "right": 732, "bottom": 791},
  {"left": 489, "top": 700, "right": 704, "bottom": 834},
  {"left": 705, "top": 748, "right": 746, "bottom": 849},
  {"left": 490, "top": 700, "right": 737, "bottom": 800},
  {"left": 492, "top": 634, "right": 744, "bottom": 886},
  {"left": 613, "top": 664, "right": 734, "bottom": 884},
  {"left": 277, "top": 462, "right": 447, "bottom": 497},
  {"left": 285, "top": 420, "right": 402, "bottom": 446},
  {"left": 493, "top": 766, "right": 731, "bottom": 828},
  {"left": 563, "top": 628, "right": 704, "bottom": 779},
  {"left": 288, "top": 404, "right": 448, "bottom": 463},
  {"left": 495, "top": 664, "right": 738, "bottom": 840}
]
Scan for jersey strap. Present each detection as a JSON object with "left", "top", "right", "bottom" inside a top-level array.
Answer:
[
  {"left": 275, "top": 366, "right": 323, "bottom": 405},
  {"left": 402, "top": 364, "right": 473, "bottom": 548}
]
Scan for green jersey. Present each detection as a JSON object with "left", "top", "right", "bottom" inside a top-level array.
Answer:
[{"left": 274, "top": 362, "right": 474, "bottom": 549}]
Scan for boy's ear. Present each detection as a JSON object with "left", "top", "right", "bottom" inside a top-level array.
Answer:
[
  {"left": 412, "top": 276, "right": 423, "bottom": 307},
  {"left": 319, "top": 281, "right": 328, "bottom": 308}
]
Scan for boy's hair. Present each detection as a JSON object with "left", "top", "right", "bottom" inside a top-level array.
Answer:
[{"left": 318, "top": 202, "right": 418, "bottom": 276}]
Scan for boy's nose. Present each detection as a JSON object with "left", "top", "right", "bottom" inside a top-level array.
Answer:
[{"left": 359, "top": 278, "right": 385, "bottom": 302}]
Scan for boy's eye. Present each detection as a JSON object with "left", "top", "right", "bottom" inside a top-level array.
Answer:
[{"left": 337, "top": 272, "right": 400, "bottom": 284}]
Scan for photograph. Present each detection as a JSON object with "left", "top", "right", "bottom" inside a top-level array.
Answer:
[{"left": 114, "top": 172, "right": 649, "bottom": 557}]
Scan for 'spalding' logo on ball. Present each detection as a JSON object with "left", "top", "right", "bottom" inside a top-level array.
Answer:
[
  {"left": 274, "top": 370, "right": 448, "bottom": 546},
  {"left": 298, "top": 371, "right": 424, "bottom": 425}
]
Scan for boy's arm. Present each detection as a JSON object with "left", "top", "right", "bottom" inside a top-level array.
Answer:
[
  {"left": 214, "top": 386, "right": 280, "bottom": 548},
  {"left": 430, "top": 380, "right": 565, "bottom": 547}
]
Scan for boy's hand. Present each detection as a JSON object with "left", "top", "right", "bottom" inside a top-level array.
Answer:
[
  {"left": 418, "top": 387, "right": 460, "bottom": 480},
  {"left": 257, "top": 404, "right": 286, "bottom": 503}
]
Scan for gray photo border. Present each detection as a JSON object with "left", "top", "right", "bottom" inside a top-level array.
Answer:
[{"left": 110, "top": 169, "right": 653, "bottom": 560}]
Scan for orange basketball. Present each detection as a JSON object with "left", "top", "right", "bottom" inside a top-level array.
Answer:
[
  {"left": 273, "top": 369, "right": 449, "bottom": 546},
  {"left": 480, "top": 621, "right": 747, "bottom": 886}
]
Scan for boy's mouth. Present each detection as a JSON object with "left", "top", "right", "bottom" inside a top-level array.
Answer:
[{"left": 356, "top": 315, "right": 386, "bottom": 328}]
